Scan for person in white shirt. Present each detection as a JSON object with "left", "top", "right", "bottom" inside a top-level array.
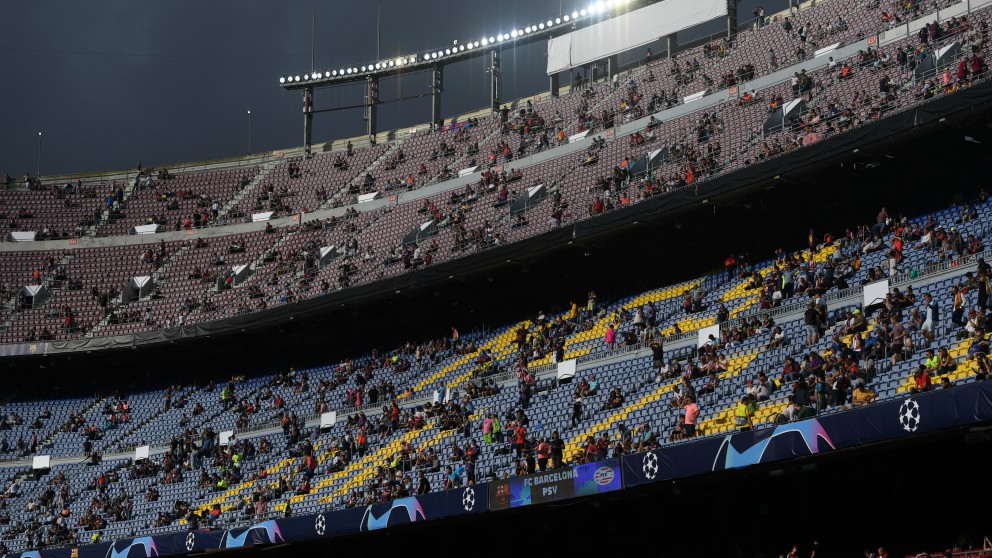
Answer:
[
  {"left": 746, "top": 379, "right": 761, "bottom": 399},
  {"left": 655, "top": 361, "right": 671, "bottom": 382}
]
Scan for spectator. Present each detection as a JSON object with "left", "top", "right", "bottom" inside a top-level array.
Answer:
[
  {"left": 734, "top": 395, "right": 756, "bottom": 431},
  {"left": 909, "top": 366, "right": 932, "bottom": 394},
  {"left": 851, "top": 384, "right": 877, "bottom": 406},
  {"left": 683, "top": 397, "right": 699, "bottom": 437},
  {"left": 804, "top": 302, "right": 820, "bottom": 345},
  {"left": 570, "top": 393, "right": 584, "bottom": 428}
]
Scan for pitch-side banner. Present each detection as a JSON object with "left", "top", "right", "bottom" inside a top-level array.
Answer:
[
  {"left": 623, "top": 381, "right": 992, "bottom": 487},
  {"left": 219, "top": 484, "right": 489, "bottom": 547},
  {"left": 489, "top": 458, "right": 622, "bottom": 510},
  {"left": 0, "top": 485, "right": 488, "bottom": 558},
  {"left": 152, "top": 529, "right": 225, "bottom": 555},
  {"left": 3, "top": 543, "right": 112, "bottom": 558}
]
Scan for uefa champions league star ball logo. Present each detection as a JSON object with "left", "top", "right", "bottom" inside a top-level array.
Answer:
[
  {"left": 461, "top": 487, "right": 476, "bottom": 512},
  {"left": 642, "top": 451, "right": 659, "bottom": 479},
  {"left": 185, "top": 532, "right": 196, "bottom": 551},
  {"left": 315, "top": 514, "right": 326, "bottom": 536},
  {"left": 899, "top": 398, "right": 921, "bottom": 432}
]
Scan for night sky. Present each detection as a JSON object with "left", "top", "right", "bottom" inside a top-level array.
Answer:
[{"left": 0, "top": 0, "right": 761, "bottom": 176}]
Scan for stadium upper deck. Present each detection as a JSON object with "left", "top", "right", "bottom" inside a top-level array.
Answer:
[{"left": 0, "top": 0, "right": 990, "bottom": 353}]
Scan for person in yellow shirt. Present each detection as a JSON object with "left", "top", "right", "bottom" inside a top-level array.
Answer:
[
  {"left": 851, "top": 385, "right": 877, "bottom": 406},
  {"left": 734, "top": 396, "right": 755, "bottom": 431},
  {"left": 923, "top": 348, "right": 941, "bottom": 376}
]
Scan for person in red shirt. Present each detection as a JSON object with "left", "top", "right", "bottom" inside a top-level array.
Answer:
[
  {"left": 514, "top": 424, "right": 527, "bottom": 458},
  {"left": 958, "top": 57, "right": 970, "bottom": 83},
  {"left": 724, "top": 254, "right": 736, "bottom": 282},
  {"left": 296, "top": 477, "right": 310, "bottom": 495},
  {"left": 971, "top": 54, "right": 986, "bottom": 77},
  {"left": 584, "top": 436, "right": 597, "bottom": 463},
  {"left": 781, "top": 356, "right": 802, "bottom": 383},
  {"left": 910, "top": 366, "right": 932, "bottom": 394}
]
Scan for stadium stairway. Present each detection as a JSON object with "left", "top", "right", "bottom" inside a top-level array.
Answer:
[
  {"left": 720, "top": 245, "right": 839, "bottom": 304},
  {"left": 187, "top": 447, "right": 315, "bottom": 521},
  {"left": 527, "top": 281, "right": 704, "bottom": 368},
  {"left": 219, "top": 158, "right": 282, "bottom": 219},
  {"left": 322, "top": 142, "right": 403, "bottom": 211},
  {"left": 402, "top": 323, "right": 525, "bottom": 398},
  {"left": 311, "top": 413, "right": 482, "bottom": 507},
  {"left": 561, "top": 382, "right": 677, "bottom": 461},
  {"left": 35, "top": 396, "right": 106, "bottom": 455},
  {"left": 559, "top": 350, "right": 759, "bottom": 459}
]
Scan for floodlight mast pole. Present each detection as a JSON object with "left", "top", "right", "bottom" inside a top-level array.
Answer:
[
  {"left": 367, "top": 0, "right": 381, "bottom": 141},
  {"left": 365, "top": 76, "right": 379, "bottom": 141},
  {"left": 304, "top": 88, "right": 314, "bottom": 159},
  {"left": 727, "top": 0, "right": 738, "bottom": 38},
  {"left": 490, "top": 50, "right": 501, "bottom": 114},
  {"left": 431, "top": 65, "right": 443, "bottom": 130},
  {"left": 304, "top": 12, "right": 316, "bottom": 159}
]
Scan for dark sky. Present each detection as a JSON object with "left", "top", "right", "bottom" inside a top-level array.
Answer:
[{"left": 0, "top": 0, "right": 756, "bottom": 176}]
